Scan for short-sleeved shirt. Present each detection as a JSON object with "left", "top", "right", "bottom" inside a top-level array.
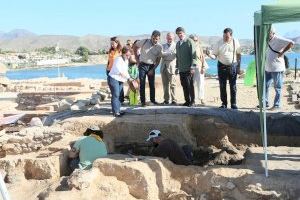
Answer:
[
  {"left": 136, "top": 39, "right": 162, "bottom": 65},
  {"left": 266, "top": 35, "right": 294, "bottom": 72},
  {"left": 213, "top": 38, "right": 241, "bottom": 66},
  {"left": 109, "top": 56, "right": 130, "bottom": 82},
  {"left": 73, "top": 136, "right": 108, "bottom": 169},
  {"left": 152, "top": 139, "right": 191, "bottom": 166}
]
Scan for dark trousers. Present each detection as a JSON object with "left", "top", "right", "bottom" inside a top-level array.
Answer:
[
  {"left": 107, "top": 70, "right": 124, "bottom": 103},
  {"left": 179, "top": 71, "right": 195, "bottom": 104},
  {"left": 217, "top": 61, "right": 238, "bottom": 106},
  {"left": 139, "top": 62, "right": 156, "bottom": 104}
]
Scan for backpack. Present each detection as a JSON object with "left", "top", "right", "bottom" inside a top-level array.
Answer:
[{"left": 268, "top": 43, "right": 289, "bottom": 69}]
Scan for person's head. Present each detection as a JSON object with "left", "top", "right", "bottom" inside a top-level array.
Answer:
[
  {"left": 189, "top": 34, "right": 199, "bottom": 43},
  {"left": 129, "top": 55, "right": 137, "bottom": 66},
  {"left": 121, "top": 46, "right": 131, "bottom": 59},
  {"left": 83, "top": 125, "right": 104, "bottom": 139},
  {"left": 176, "top": 27, "right": 186, "bottom": 40},
  {"left": 126, "top": 39, "right": 133, "bottom": 47},
  {"left": 110, "top": 37, "right": 122, "bottom": 52},
  {"left": 146, "top": 130, "right": 162, "bottom": 145},
  {"left": 151, "top": 30, "right": 161, "bottom": 45},
  {"left": 166, "top": 32, "right": 174, "bottom": 44},
  {"left": 223, "top": 28, "right": 233, "bottom": 42},
  {"left": 269, "top": 26, "right": 276, "bottom": 40}
]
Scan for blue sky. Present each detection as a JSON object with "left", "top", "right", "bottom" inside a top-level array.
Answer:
[{"left": 1, "top": 0, "right": 299, "bottom": 39}]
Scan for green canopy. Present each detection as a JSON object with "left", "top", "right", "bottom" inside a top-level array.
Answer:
[{"left": 254, "top": 0, "right": 300, "bottom": 177}]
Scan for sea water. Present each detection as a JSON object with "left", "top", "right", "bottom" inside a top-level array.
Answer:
[{"left": 6, "top": 54, "right": 300, "bottom": 80}]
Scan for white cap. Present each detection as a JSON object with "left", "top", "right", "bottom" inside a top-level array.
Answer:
[
  {"left": 89, "top": 125, "right": 100, "bottom": 131},
  {"left": 146, "top": 130, "right": 161, "bottom": 141}
]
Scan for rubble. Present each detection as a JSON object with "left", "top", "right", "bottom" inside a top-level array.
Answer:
[
  {"left": 0, "top": 110, "right": 299, "bottom": 200},
  {"left": 0, "top": 126, "right": 64, "bottom": 156},
  {"left": 29, "top": 117, "right": 43, "bottom": 127}
]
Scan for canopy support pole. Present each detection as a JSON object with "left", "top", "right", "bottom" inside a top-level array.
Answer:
[
  {"left": 263, "top": 74, "right": 269, "bottom": 177},
  {"left": 0, "top": 173, "right": 10, "bottom": 200}
]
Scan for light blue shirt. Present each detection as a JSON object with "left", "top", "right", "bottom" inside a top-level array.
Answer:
[{"left": 74, "top": 136, "right": 108, "bottom": 169}]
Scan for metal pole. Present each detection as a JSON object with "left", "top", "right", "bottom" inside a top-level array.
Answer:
[
  {"left": 262, "top": 73, "right": 268, "bottom": 177},
  {"left": 295, "top": 58, "right": 297, "bottom": 80},
  {"left": 0, "top": 173, "right": 10, "bottom": 200}
]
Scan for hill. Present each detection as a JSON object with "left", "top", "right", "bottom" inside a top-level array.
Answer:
[{"left": 0, "top": 29, "right": 253, "bottom": 52}]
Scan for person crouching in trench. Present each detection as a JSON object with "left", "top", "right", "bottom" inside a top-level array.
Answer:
[{"left": 68, "top": 125, "right": 108, "bottom": 171}]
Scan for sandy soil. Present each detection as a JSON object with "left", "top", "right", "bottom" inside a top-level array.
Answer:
[{"left": 128, "top": 74, "right": 299, "bottom": 113}]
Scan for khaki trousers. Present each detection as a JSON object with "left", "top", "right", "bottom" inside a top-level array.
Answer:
[{"left": 161, "top": 68, "right": 177, "bottom": 103}]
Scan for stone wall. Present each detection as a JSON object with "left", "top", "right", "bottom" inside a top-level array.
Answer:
[{"left": 0, "top": 126, "right": 64, "bottom": 156}]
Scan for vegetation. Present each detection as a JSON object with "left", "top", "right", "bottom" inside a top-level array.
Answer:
[
  {"left": 74, "top": 46, "right": 90, "bottom": 62},
  {"left": 36, "top": 46, "right": 57, "bottom": 54},
  {"left": 98, "top": 49, "right": 108, "bottom": 55}
]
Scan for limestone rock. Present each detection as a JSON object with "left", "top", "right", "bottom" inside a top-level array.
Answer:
[
  {"left": 29, "top": 117, "right": 43, "bottom": 127},
  {"left": 71, "top": 101, "right": 87, "bottom": 111},
  {"left": 213, "top": 150, "right": 244, "bottom": 165},
  {"left": 68, "top": 168, "right": 103, "bottom": 190},
  {"left": 97, "top": 91, "right": 109, "bottom": 101},
  {"left": 57, "top": 99, "right": 72, "bottom": 112},
  {"left": 219, "top": 135, "right": 239, "bottom": 155},
  {"left": 0, "top": 129, "right": 5, "bottom": 137},
  {"left": 2, "top": 143, "right": 15, "bottom": 152},
  {"left": 226, "top": 181, "right": 236, "bottom": 190}
]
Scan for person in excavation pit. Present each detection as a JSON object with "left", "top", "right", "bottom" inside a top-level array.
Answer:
[
  {"left": 146, "top": 130, "right": 192, "bottom": 165},
  {"left": 68, "top": 125, "right": 108, "bottom": 171}
]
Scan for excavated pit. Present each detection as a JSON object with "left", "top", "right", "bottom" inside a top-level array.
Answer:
[{"left": 1, "top": 108, "right": 300, "bottom": 199}]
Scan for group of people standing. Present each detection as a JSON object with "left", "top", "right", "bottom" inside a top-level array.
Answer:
[
  {"left": 105, "top": 26, "right": 294, "bottom": 116},
  {"left": 105, "top": 27, "right": 240, "bottom": 115}
]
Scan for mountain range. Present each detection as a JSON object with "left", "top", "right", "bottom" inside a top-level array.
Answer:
[{"left": 0, "top": 29, "right": 256, "bottom": 52}]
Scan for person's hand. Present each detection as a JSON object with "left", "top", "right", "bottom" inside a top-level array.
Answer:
[
  {"left": 190, "top": 68, "right": 195, "bottom": 75},
  {"left": 200, "top": 67, "right": 205, "bottom": 74},
  {"left": 120, "top": 73, "right": 126, "bottom": 78},
  {"left": 278, "top": 52, "right": 284, "bottom": 58}
]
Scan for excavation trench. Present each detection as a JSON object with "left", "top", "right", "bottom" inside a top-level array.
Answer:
[{"left": 1, "top": 110, "right": 300, "bottom": 199}]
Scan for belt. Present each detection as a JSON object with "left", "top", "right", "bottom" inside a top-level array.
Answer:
[{"left": 140, "top": 62, "right": 154, "bottom": 66}]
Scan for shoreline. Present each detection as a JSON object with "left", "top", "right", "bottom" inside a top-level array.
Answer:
[{"left": 7, "top": 62, "right": 106, "bottom": 72}]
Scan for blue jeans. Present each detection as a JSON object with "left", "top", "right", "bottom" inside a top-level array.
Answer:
[
  {"left": 265, "top": 71, "right": 283, "bottom": 107},
  {"left": 108, "top": 76, "right": 123, "bottom": 114},
  {"left": 107, "top": 70, "right": 124, "bottom": 103}
]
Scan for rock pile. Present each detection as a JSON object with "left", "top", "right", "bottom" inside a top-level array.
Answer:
[
  {"left": 0, "top": 126, "right": 64, "bottom": 156},
  {"left": 290, "top": 82, "right": 300, "bottom": 105},
  {"left": 57, "top": 89, "right": 110, "bottom": 112}
]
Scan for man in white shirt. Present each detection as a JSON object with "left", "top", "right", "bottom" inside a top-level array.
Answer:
[
  {"left": 134, "top": 30, "right": 162, "bottom": 107},
  {"left": 207, "top": 28, "right": 241, "bottom": 109},
  {"left": 264, "top": 27, "right": 294, "bottom": 110}
]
